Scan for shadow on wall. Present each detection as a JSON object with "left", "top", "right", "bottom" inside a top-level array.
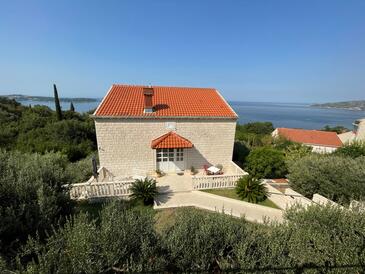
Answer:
[{"left": 188, "top": 147, "right": 212, "bottom": 170}]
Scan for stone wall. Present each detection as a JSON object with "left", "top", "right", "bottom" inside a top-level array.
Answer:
[{"left": 94, "top": 118, "right": 237, "bottom": 177}]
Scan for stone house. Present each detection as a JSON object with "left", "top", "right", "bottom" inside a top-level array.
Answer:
[
  {"left": 272, "top": 127, "right": 342, "bottom": 153},
  {"left": 92, "top": 84, "right": 238, "bottom": 177},
  {"left": 338, "top": 118, "right": 365, "bottom": 144}
]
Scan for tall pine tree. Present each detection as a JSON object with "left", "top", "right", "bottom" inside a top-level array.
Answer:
[
  {"left": 53, "top": 84, "right": 63, "bottom": 120},
  {"left": 70, "top": 101, "right": 75, "bottom": 112}
]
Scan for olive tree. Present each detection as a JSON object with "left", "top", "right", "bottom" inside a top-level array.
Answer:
[
  {"left": 162, "top": 208, "right": 247, "bottom": 271},
  {"left": 287, "top": 154, "right": 365, "bottom": 204},
  {"left": 0, "top": 150, "right": 73, "bottom": 262},
  {"left": 19, "top": 201, "right": 165, "bottom": 273},
  {"left": 334, "top": 141, "right": 365, "bottom": 158}
]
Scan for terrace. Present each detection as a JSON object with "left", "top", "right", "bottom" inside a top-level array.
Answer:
[{"left": 69, "top": 161, "right": 247, "bottom": 200}]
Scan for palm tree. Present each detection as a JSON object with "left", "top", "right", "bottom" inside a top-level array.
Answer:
[
  {"left": 130, "top": 178, "right": 158, "bottom": 206},
  {"left": 235, "top": 176, "right": 268, "bottom": 203}
]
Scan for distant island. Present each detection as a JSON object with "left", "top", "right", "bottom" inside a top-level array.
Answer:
[
  {"left": 311, "top": 100, "right": 365, "bottom": 111},
  {"left": 2, "top": 94, "right": 99, "bottom": 103}
]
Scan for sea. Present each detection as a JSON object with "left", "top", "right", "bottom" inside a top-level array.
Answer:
[{"left": 18, "top": 100, "right": 365, "bottom": 130}]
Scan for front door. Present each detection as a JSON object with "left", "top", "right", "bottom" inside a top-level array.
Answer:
[{"left": 156, "top": 148, "right": 185, "bottom": 173}]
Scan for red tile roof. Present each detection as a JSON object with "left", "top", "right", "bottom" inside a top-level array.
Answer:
[
  {"left": 94, "top": 84, "right": 237, "bottom": 118},
  {"left": 276, "top": 128, "right": 342, "bottom": 147},
  {"left": 151, "top": 131, "right": 193, "bottom": 149}
]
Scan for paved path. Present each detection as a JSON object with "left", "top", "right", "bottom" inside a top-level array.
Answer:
[
  {"left": 154, "top": 191, "right": 283, "bottom": 224},
  {"left": 156, "top": 173, "right": 193, "bottom": 193}
]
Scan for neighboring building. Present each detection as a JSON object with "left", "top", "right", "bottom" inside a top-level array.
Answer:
[
  {"left": 92, "top": 84, "right": 238, "bottom": 177},
  {"left": 272, "top": 128, "right": 342, "bottom": 153},
  {"left": 338, "top": 118, "right": 365, "bottom": 144}
]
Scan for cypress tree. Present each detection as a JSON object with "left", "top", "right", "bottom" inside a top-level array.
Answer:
[
  {"left": 70, "top": 101, "right": 75, "bottom": 112},
  {"left": 53, "top": 84, "right": 63, "bottom": 120}
]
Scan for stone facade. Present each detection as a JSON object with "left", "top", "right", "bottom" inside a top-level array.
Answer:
[
  {"left": 335, "top": 118, "right": 365, "bottom": 144},
  {"left": 94, "top": 118, "right": 237, "bottom": 177}
]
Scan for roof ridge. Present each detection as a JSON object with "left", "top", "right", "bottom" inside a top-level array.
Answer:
[
  {"left": 280, "top": 128, "right": 337, "bottom": 133},
  {"left": 112, "top": 84, "right": 216, "bottom": 90}
]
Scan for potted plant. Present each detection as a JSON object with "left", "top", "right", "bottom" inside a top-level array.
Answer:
[
  {"left": 190, "top": 166, "right": 197, "bottom": 175},
  {"left": 155, "top": 169, "right": 163, "bottom": 178},
  {"left": 215, "top": 164, "right": 223, "bottom": 175}
]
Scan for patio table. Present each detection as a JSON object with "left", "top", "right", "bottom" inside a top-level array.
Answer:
[{"left": 207, "top": 166, "right": 221, "bottom": 174}]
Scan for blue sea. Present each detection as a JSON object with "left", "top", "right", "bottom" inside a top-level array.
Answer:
[{"left": 19, "top": 100, "right": 365, "bottom": 130}]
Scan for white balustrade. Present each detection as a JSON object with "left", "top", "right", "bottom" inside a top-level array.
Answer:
[
  {"left": 192, "top": 174, "right": 244, "bottom": 190},
  {"left": 69, "top": 162, "right": 248, "bottom": 199},
  {"left": 191, "top": 161, "right": 247, "bottom": 190},
  {"left": 69, "top": 180, "right": 134, "bottom": 200}
]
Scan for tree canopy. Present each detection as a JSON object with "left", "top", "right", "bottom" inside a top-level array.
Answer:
[
  {"left": 334, "top": 141, "right": 365, "bottom": 158},
  {"left": 9, "top": 203, "right": 365, "bottom": 273},
  {"left": 246, "top": 147, "right": 287, "bottom": 179},
  {"left": 0, "top": 97, "right": 96, "bottom": 161},
  {"left": 287, "top": 154, "right": 365, "bottom": 204}
]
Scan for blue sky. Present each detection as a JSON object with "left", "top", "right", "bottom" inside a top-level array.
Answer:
[{"left": 0, "top": 0, "right": 364, "bottom": 103}]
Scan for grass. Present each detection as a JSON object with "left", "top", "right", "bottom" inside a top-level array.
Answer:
[
  {"left": 75, "top": 199, "right": 179, "bottom": 232},
  {"left": 74, "top": 190, "right": 277, "bottom": 232},
  {"left": 201, "top": 188, "right": 279, "bottom": 209},
  {"left": 154, "top": 208, "right": 179, "bottom": 234}
]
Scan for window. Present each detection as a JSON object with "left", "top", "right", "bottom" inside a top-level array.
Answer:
[
  {"left": 156, "top": 149, "right": 162, "bottom": 162},
  {"left": 176, "top": 148, "right": 184, "bottom": 161},
  {"left": 168, "top": 148, "right": 174, "bottom": 161},
  {"left": 156, "top": 148, "right": 184, "bottom": 162},
  {"left": 157, "top": 148, "right": 173, "bottom": 162}
]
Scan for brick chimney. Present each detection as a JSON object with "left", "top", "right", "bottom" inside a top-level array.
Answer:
[{"left": 143, "top": 86, "right": 154, "bottom": 113}]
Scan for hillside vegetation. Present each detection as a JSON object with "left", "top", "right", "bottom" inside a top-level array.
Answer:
[
  {"left": 311, "top": 100, "right": 365, "bottom": 111},
  {"left": 0, "top": 97, "right": 96, "bottom": 161},
  {"left": 2, "top": 94, "right": 99, "bottom": 102}
]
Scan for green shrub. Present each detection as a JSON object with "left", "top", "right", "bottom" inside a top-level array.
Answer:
[
  {"left": 162, "top": 208, "right": 247, "bottom": 271},
  {"left": 235, "top": 176, "right": 268, "bottom": 203},
  {"left": 238, "top": 122, "right": 274, "bottom": 135},
  {"left": 14, "top": 203, "right": 365, "bottom": 273},
  {"left": 235, "top": 204, "right": 365, "bottom": 273},
  {"left": 0, "top": 99, "right": 96, "bottom": 161},
  {"left": 65, "top": 155, "right": 97, "bottom": 184},
  {"left": 0, "top": 150, "right": 73, "bottom": 262},
  {"left": 233, "top": 141, "right": 250, "bottom": 165},
  {"left": 283, "top": 204, "right": 365, "bottom": 272},
  {"left": 235, "top": 122, "right": 274, "bottom": 148},
  {"left": 16, "top": 119, "right": 96, "bottom": 161},
  {"left": 246, "top": 147, "right": 287, "bottom": 179},
  {"left": 334, "top": 141, "right": 365, "bottom": 158},
  {"left": 19, "top": 201, "right": 165, "bottom": 273},
  {"left": 287, "top": 154, "right": 365, "bottom": 204},
  {"left": 284, "top": 142, "right": 312, "bottom": 162},
  {"left": 322, "top": 125, "right": 349, "bottom": 134}
]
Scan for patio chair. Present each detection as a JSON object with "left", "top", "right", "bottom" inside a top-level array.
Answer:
[{"left": 203, "top": 164, "right": 213, "bottom": 175}]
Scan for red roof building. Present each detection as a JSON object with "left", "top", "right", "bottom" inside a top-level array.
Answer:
[
  {"left": 94, "top": 84, "right": 237, "bottom": 118},
  {"left": 93, "top": 84, "right": 239, "bottom": 176},
  {"left": 274, "top": 128, "right": 342, "bottom": 148}
]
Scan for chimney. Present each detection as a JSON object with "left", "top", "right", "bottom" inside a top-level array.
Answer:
[{"left": 143, "top": 86, "right": 154, "bottom": 113}]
